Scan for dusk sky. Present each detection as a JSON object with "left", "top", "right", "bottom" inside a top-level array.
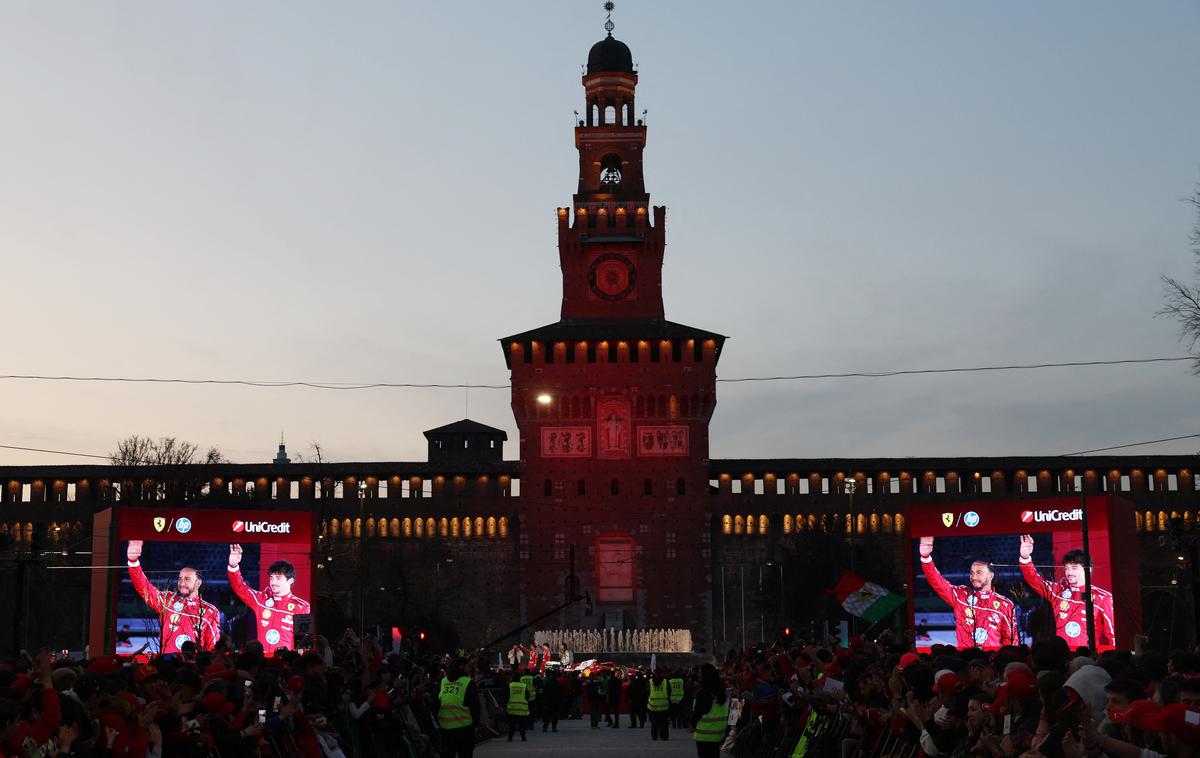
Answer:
[{"left": 2, "top": 2, "right": 1199, "bottom": 466}]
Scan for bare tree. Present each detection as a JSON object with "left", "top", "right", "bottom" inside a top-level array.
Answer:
[
  {"left": 1160, "top": 184, "right": 1200, "bottom": 375},
  {"left": 108, "top": 435, "right": 228, "bottom": 501},
  {"left": 109, "top": 435, "right": 227, "bottom": 466}
]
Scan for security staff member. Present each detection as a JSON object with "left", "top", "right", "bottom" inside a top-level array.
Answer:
[
  {"left": 691, "top": 663, "right": 729, "bottom": 758},
  {"left": 668, "top": 672, "right": 685, "bottom": 728},
  {"left": 647, "top": 669, "right": 671, "bottom": 741},
  {"left": 506, "top": 675, "right": 530, "bottom": 742},
  {"left": 435, "top": 657, "right": 479, "bottom": 758}
]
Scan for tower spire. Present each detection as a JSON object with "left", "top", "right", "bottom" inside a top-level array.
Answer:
[{"left": 604, "top": 1, "right": 615, "bottom": 36}]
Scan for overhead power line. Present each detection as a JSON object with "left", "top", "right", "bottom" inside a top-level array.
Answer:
[
  {"left": 716, "top": 357, "right": 1194, "bottom": 383},
  {"left": 0, "top": 356, "right": 1190, "bottom": 392},
  {"left": 1061, "top": 434, "right": 1200, "bottom": 456},
  {"left": 4, "top": 430, "right": 1198, "bottom": 469},
  {"left": 0, "top": 445, "right": 111, "bottom": 461}
]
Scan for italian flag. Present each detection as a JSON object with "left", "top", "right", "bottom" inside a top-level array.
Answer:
[{"left": 833, "top": 570, "right": 906, "bottom": 622}]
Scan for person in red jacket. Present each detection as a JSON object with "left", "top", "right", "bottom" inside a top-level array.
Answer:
[
  {"left": 1018, "top": 535, "right": 1115, "bottom": 647},
  {"left": 126, "top": 540, "right": 221, "bottom": 654},
  {"left": 227, "top": 544, "right": 311, "bottom": 655},
  {"left": 918, "top": 536, "right": 1018, "bottom": 649},
  {"left": 0, "top": 650, "right": 60, "bottom": 758}
]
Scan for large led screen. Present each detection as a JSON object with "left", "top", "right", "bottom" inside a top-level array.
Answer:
[
  {"left": 114, "top": 508, "right": 314, "bottom": 656},
  {"left": 907, "top": 497, "right": 1138, "bottom": 651}
]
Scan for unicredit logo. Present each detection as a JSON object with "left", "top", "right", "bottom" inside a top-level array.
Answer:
[
  {"left": 1021, "top": 509, "right": 1082, "bottom": 524},
  {"left": 231, "top": 519, "right": 291, "bottom": 534}
]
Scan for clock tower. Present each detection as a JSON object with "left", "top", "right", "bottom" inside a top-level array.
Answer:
[{"left": 501, "top": 9, "right": 725, "bottom": 641}]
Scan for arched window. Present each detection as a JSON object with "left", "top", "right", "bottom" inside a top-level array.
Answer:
[
  {"left": 676, "top": 478, "right": 686, "bottom": 495},
  {"left": 722, "top": 515, "right": 732, "bottom": 535},
  {"left": 366, "top": 518, "right": 376, "bottom": 538},
  {"left": 449, "top": 518, "right": 459, "bottom": 538},
  {"left": 782, "top": 514, "right": 793, "bottom": 534},
  {"left": 592, "top": 104, "right": 599, "bottom": 125},
  {"left": 759, "top": 514, "right": 769, "bottom": 534},
  {"left": 414, "top": 518, "right": 424, "bottom": 537},
  {"left": 610, "top": 478, "right": 619, "bottom": 496},
  {"left": 604, "top": 105, "right": 616, "bottom": 124},
  {"left": 643, "top": 478, "right": 653, "bottom": 496},
  {"left": 439, "top": 518, "right": 449, "bottom": 538},
  {"left": 577, "top": 479, "right": 586, "bottom": 496},
  {"left": 600, "top": 153, "right": 622, "bottom": 186},
  {"left": 474, "top": 517, "right": 484, "bottom": 537},
  {"left": 377, "top": 519, "right": 388, "bottom": 538},
  {"left": 746, "top": 515, "right": 756, "bottom": 535},
  {"left": 402, "top": 518, "right": 412, "bottom": 537},
  {"left": 390, "top": 518, "right": 400, "bottom": 536},
  {"left": 499, "top": 516, "right": 509, "bottom": 538},
  {"left": 894, "top": 513, "right": 905, "bottom": 533},
  {"left": 341, "top": 518, "right": 352, "bottom": 538},
  {"left": 734, "top": 515, "right": 744, "bottom": 535},
  {"left": 622, "top": 103, "right": 629, "bottom": 125},
  {"left": 463, "top": 517, "right": 472, "bottom": 537},
  {"left": 487, "top": 517, "right": 497, "bottom": 538}
]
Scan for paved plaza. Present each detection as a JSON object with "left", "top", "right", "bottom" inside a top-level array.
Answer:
[{"left": 475, "top": 718, "right": 696, "bottom": 756}]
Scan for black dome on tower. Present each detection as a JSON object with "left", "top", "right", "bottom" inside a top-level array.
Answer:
[{"left": 587, "top": 34, "right": 633, "bottom": 74}]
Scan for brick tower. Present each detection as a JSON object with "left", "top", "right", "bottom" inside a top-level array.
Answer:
[{"left": 501, "top": 14, "right": 726, "bottom": 642}]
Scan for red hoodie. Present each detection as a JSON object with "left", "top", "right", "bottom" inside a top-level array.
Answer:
[{"left": 1, "top": 685, "right": 60, "bottom": 758}]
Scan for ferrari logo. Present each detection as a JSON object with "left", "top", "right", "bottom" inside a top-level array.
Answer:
[
  {"left": 153, "top": 517, "right": 167, "bottom": 533},
  {"left": 941, "top": 512, "right": 954, "bottom": 528}
]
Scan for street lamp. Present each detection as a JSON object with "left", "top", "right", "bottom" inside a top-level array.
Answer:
[{"left": 766, "top": 560, "right": 784, "bottom": 627}]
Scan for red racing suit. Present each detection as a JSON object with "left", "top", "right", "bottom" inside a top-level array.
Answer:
[
  {"left": 1019, "top": 558, "right": 1115, "bottom": 647},
  {"left": 127, "top": 560, "right": 221, "bottom": 654},
  {"left": 920, "top": 556, "right": 1018, "bottom": 648},
  {"left": 227, "top": 564, "right": 311, "bottom": 655}
]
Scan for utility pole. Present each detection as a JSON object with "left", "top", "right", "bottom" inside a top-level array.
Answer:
[
  {"left": 358, "top": 481, "right": 367, "bottom": 637},
  {"left": 1080, "top": 490, "right": 1098, "bottom": 649},
  {"left": 740, "top": 565, "right": 746, "bottom": 651}
]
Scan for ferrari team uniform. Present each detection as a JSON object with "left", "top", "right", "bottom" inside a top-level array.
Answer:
[
  {"left": 127, "top": 560, "right": 221, "bottom": 653},
  {"left": 227, "top": 564, "right": 311, "bottom": 654},
  {"left": 920, "top": 556, "right": 1018, "bottom": 648},
  {"left": 1019, "top": 558, "right": 1115, "bottom": 646}
]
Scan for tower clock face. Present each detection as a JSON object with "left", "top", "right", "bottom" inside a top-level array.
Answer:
[{"left": 588, "top": 252, "right": 637, "bottom": 301}]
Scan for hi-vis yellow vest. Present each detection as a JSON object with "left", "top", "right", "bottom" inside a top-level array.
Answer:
[
  {"left": 506, "top": 681, "right": 530, "bottom": 717},
  {"left": 648, "top": 679, "right": 669, "bottom": 712},
  {"left": 693, "top": 699, "right": 729, "bottom": 743},
  {"left": 668, "top": 677, "right": 685, "bottom": 704},
  {"left": 520, "top": 674, "right": 536, "bottom": 701},
  {"left": 437, "top": 676, "right": 472, "bottom": 730}
]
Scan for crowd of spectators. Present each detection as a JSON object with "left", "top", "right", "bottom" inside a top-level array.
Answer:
[
  {"left": 0, "top": 631, "right": 454, "bottom": 758},
  {"left": 5, "top": 630, "right": 1200, "bottom": 757},
  {"left": 714, "top": 632, "right": 1200, "bottom": 758}
]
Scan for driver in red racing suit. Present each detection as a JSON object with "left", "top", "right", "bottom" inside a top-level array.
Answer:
[
  {"left": 1018, "top": 535, "right": 1115, "bottom": 647},
  {"left": 227, "top": 544, "right": 311, "bottom": 655},
  {"left": 918, "top": 536, "right": 1017, "bottom": 649},
  {"left": 126, "top": 540, "right": 220, "bottom": 654}
]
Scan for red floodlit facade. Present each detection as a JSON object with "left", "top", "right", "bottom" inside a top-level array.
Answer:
[{"left": 501, "top": 31, "right": 726, "bottom": 632}]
